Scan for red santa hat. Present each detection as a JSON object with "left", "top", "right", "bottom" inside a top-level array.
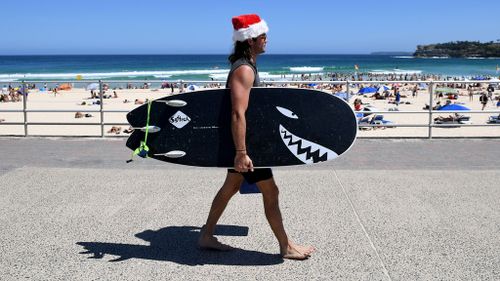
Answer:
[{"left": 232, "top": 14, "right": 269, "bottom": 42}]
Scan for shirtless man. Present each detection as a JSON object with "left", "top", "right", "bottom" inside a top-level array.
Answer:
[{"left": 198, "top": 14, "right": 314, "bottom": 260}]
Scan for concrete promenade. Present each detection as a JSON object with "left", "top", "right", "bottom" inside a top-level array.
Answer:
[{"left": 0, "top": 138, "right": 499, "bottom": 280}]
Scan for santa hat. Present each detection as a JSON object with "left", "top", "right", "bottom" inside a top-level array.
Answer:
[{"left": 232, "top": 14, "right": 269, "bottom": 42}]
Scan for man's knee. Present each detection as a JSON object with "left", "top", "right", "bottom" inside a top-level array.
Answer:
[
  {"left": 257, "top": 179, "right": 279, "bottom": 199},
  {"left": 221, "top": 173, "right": 244, "bottom": 195}
]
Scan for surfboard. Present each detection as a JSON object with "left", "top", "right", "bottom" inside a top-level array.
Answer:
[{"left": 126, "top": 87, "right": 357, "bottom": 167}]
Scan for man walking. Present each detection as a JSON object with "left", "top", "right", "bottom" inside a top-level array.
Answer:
[{"left": 198, "top": 14, "right": 314, "bottom": 260}]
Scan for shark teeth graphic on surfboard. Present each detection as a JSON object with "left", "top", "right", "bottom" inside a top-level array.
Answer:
[{"left": 279, "top": 124, "right": 338, "bottom": 164}]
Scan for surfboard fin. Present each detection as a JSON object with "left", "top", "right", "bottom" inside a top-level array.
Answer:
[
  {"left": 155, "top": 99, "right": 187, "bottom": 107},
  {"left": 154, "top": 150, "right": 186, "bottom": 158},
  {"left": 131, "top": 126, "right": 161, "bottom": 133}
]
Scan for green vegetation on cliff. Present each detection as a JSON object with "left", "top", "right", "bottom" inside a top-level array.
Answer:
[{"left": 414, "top": 41, "right": 500, "bottom": 58}]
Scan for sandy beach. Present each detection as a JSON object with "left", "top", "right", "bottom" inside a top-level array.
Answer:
[{"left": 0, "top": 83, "right": 499, "bottom": 137}]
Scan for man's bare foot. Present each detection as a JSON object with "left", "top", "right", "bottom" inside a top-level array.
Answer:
[
  {"left": 198, "top": 236, "right": 234, "bottom": 251},
  {"left": 289, "top": 241, "right": 315, "bottom": 256},
  {"left": 281, "top": 244, "right": 309, "bottom": 260},
  {"left": 198, "top": 227, "right": 234, "bottom": 251}
]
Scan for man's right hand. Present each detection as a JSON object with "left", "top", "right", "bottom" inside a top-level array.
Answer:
[{"left": 234, "top": 152, "right": 254, "bottom": 173}]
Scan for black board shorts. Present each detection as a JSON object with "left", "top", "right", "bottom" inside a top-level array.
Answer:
[{"left": 228, "top": 168, "right": 273, "bottom": 184}]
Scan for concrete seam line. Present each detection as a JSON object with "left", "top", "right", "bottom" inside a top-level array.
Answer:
[{"left": 333, "top": 169, "right": 392, "bottom": 281}]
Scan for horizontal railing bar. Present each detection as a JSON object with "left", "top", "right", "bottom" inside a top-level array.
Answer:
[
  {"left": 358, "top": 124, "right": 500, "bottom": 127},
  {"left": 357, "top": 110, "right": 500, "bottom": 114},
  {"left": 0, "top": 109, "right": 129, "bottom": 113},
  {"left": 6, "top": 79, "right": 499, "bottom": 84},
  {"left": 20, "top": 122, "right": 130, "bottom": 126},
  {"left": 0, "top": 122, "right": 496, "bottom": 128},
  {"left": 1, "top": 109, "right": 499, "bottom": 114}
]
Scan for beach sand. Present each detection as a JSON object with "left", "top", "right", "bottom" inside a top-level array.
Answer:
[{"left": 0, "top": 85, "right": 499, "bottom": 137}]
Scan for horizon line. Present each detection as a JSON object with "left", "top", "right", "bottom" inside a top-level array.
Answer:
[{"left": 0, "top": 53, "right": 416, "bottom": 56}]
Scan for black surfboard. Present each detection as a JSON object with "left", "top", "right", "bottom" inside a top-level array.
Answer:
[{"left": 126, "top": 87, "right": 357, "bottom": 167}]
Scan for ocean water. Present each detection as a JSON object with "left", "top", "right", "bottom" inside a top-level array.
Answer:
[{"left": 0, "top": 55, "right": 499, "bottom": 82}]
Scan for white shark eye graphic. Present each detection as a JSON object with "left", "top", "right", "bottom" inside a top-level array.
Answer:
[{"left": 276, "top": 106, "right": 299, "bottom": 119}]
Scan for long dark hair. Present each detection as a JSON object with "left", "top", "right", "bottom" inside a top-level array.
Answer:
[{"left": 228, "top": 40, "right": 252, "bottom": 64}]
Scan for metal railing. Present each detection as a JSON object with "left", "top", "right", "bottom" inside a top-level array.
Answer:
[{"left": 0, "top": 80, "right": 499, "bottom": 138}]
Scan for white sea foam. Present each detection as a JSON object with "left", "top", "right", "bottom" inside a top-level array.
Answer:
[
  {"left": 259, "top": 72, "right": 297, "bottom": 80},
  {"left": 392, "top": 56, "right": 414, "bottom": 59},
  {"left": 209, "top": 72, "right": 297, "bottom": 81},
  {"left": 289, "top": 66, "right": 324, "bottom": 72},
  {"left": 0, "top": 69, "right": 231, "bottom": 80},
  {"left": 370, "top": 69, "right": 422, "bottom": 75}
]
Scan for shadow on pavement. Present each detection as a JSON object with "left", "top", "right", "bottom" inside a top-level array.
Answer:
[{"left": 77, "top": 225, "right": 283, "bottom": 266}]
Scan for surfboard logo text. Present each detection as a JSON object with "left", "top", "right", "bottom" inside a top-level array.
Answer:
[{"left": 169, "top": 111, "right": 191, "bottom": 129}]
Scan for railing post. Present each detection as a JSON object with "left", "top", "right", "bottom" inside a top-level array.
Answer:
[
  {"left": 346, "top": 81, "right": 350, "bottom": 102},
  {"left": 99, "top": 80, "right": 104, "bottom": 137},
  {"left": 22, "top": 80, "right": 28, "bottom": 137},
  {"left": 428, "top": 82, "right": 434, "bottom": 139}
]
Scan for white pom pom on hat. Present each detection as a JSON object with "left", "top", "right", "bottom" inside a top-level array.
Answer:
[{"left": 232, "top": 14, "right": 269, "bottom": 42}]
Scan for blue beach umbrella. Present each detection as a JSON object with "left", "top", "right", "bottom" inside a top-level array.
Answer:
[
  {"left": 86, "top": 83, "right": 99, "bottom": 91},
  {"left": 438, "top": 104, "right": 470, "bottom": 111},
  {"left": 358, "top": 87, "right": 377, "bottom": 94}
]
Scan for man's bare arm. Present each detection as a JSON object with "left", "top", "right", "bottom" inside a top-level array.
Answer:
[{"left": 229, "top": 65, "right": 255, "bottom": 172}]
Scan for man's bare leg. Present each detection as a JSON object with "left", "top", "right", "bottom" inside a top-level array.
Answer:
[
  {"left": 256, "top": 178, "right": 315, "bottom": 260},
  {"left": 198, "top": 172, "right": 243, "bottom": 251}
]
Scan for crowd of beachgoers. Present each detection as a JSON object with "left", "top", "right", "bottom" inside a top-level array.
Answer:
[{"left": 1, "top": 71, "right": 499, "bottom": 137}]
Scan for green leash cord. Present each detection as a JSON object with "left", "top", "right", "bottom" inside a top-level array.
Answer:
[{"left": 126, "top": 100, "right": 152, "bottom": 163}]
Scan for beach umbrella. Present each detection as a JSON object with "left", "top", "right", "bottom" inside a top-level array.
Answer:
[
  {"left": 187, "top": 84, "right": 199, "bottom": 91},
  {"left": 435, "top": 87, "right": 458, "bottom": 93},
  {"left": 419, "top": 83, "right": 428, "bottom": 89},
  {"left": 86, "top": 83, "right": 99, "bottom": 91},
  {"left": 377, "top": 85, "right": 390, "bottom": 93},
  {"left": 438, "top": 104, "right": 470, "bottom": 111},
  {"left": 358, "top": 87, "right": 377, "bottom": 94}
]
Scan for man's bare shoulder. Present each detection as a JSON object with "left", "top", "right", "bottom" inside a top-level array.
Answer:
[{"left": 229, "top": 65, "right": 255, "bottom": 89}]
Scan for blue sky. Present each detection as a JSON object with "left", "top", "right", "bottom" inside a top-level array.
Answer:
[{"left": 2, "top": 0, "right": 499, "bottom": 55}]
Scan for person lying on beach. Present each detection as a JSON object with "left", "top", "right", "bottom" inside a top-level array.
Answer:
[
  {"left": 0, "top": 93, "right": 9, "bottom": 102},
  {"left": 75, "top": 112, "right": 84, "bottom": 118},
  {"left": 371, "top": 92, "right": 385, "bottom": 100},
  {"left": 434, "top": 113, "right": 464, "bottom": 122},
  {"left": 0, "top": 118, "right": 5, "bottom": 123},
  {"left": 107, "top": 126, "right": 121, "bottom": 134},
  {"left": 134, "top": 99, "right": 144, "bottom": 104}
]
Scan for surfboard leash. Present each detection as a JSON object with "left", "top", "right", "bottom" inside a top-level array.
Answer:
[{"left": 126, "top": 100, "right": 152, "bottom": 163}]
